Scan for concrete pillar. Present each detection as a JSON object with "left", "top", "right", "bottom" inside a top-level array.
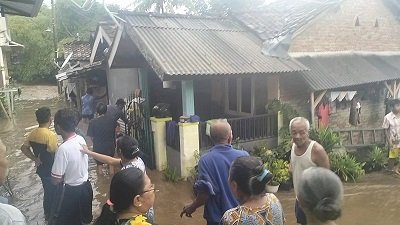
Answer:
[
  {"left": 151, "top": 117, "right": 172, "bottom": 171},
  {"left": 182, "top": 80, "right": 195, "bottom": 116},
  {"left": 179, "top": 122, "right": 199, "bottom": 179},
  {"left": 277, "top": 111, "right": 284, "bottom": 144}
]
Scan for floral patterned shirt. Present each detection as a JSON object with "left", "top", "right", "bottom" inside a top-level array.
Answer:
[{"left": 220, "top": 194, "right": 285, "bottom": 225}]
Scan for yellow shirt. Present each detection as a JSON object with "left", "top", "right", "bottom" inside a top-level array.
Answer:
[{"left": 24, "top": 128, "right": 58, "bottom": 153}]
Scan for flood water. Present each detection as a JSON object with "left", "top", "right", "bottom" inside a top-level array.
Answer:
[{"left": 0, "top": 85, "right": 399, "bottom": 225}]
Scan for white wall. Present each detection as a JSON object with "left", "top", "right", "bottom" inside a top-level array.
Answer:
[{"left": 107, "top": 68, "right": 139, "bottom": 104}]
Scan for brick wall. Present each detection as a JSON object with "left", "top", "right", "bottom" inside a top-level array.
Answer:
[
  {"left": 290, "top": 0, "right": 400, "bottom": 52},
  {"left": 280, "top": 74, "right": 387, "bottom": 129}
]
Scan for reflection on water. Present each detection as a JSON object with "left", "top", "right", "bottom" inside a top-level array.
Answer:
[{"left": 0, "top": 86, "right": 399, "bottom": 225}]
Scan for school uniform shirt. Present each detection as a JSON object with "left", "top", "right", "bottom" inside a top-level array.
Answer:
[
  {"left": 51, "top": 135, "right": 88, "bottom": 186},
  {"left": 195, "top": 144, "right": 249, "bottom": 223},
  {"left": 23, "top": 128, "right": 58, "bottom": 177}
]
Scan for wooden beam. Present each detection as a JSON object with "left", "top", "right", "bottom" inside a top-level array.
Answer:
[
  {"left": 384, "top": 81, "right": 394, "bottom": 97},
  {"left": 108, "top": 26, "right": 123, "bottom": 68},
  {"left": 395, "top": 80, "right": 400, "bottom": 98},
  {"left": 89, "top": 29, "right": 102, "bottom": 65},
  {"left": 314, "top": 90, "right": 327, "bottom": 106},
  {"left": 310, "top": 92, "right": 315, "bottom": 128},
  {"left": 394, "top": 81, "right": 397, "bottom": 98}
]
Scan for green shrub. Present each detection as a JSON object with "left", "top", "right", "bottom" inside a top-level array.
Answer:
[
  {"left": 267, "top": 159, "right": 290, "bottom": 185},
  {"left": 162, "top": 166, "right": 182, "bottom": 183},
  {"left": 310, "top": 128, "right": 341, "bottom": 153},
  {"left": 364, "top": 146, "right": 387, "bottom": 172},
  {"left": 329, "top": 152, "right": 365, "bottom": 182}
]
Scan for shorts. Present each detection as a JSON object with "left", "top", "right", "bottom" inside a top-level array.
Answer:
[
  {"left": 389, "top": 148, "right": 400, "bottom": 159},
  {"left": 82, "top": 114, "right": 94, "bottom": 120},
  {"left": 295, "top": 199, "right": 307, "bottom": 225}
]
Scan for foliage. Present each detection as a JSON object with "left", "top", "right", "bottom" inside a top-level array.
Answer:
[
  {"left": 8, "top": 7, "right": 55, "bottom": 82},
  {"left": 267, "top": 99, "right": 299, "bottom": 131},
  {"left": 309, "top": 128, "right": 341, "bottom": 153},
  {"left": 329, "top": 152, "right": 365, "bottom": 182},
  {"left": 188, "top": 149, "right": 200, "bottom": 181},
  {"left": 162, "top": 166, "right": 182, "bottom": 183},
  {"left": 364, "top": 146, "right": 387, "bottom": 172},
  {"left": 232, "top": 137, "right": 242, "bottom": 150},
  {"left": 8, "top": 0, "right": 113, "bottom": 82},
  {"left": 267, "top": 159, "right": 290, "bottom": 185}
]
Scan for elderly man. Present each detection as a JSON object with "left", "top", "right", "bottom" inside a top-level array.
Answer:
[
  {"left": 180, "top": 120, "right": 249, "bottom": 225},
  {"left": 0, "top": 139, "right": 27, "bottom": 225},
  {"left": 290, "top": 117, "right": 330, "bottom": 225}
]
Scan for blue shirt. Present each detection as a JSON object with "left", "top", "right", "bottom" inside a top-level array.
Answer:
[
  {"left": 195, "top": 144, "right": 249, "bottom": 223},
  {"left": 81, "top": 94, "right": 95, "bottom": 116}
]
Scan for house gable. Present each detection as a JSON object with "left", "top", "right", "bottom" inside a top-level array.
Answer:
[{"left": 290, "top": 0, "right": 400, "bottom": 52}]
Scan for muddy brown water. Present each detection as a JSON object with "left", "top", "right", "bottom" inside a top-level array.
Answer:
[{"left": 0, "top": 85, "right": 399, "bottom": 225}]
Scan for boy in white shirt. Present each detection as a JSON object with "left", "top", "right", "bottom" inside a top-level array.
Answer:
[{"left": 50, "top": 108, "right": 93, "bottom": 225}]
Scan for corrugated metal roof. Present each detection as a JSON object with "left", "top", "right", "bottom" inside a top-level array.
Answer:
[
  {"left": 120, "top": 13, "right": 307, "bottom": 80},
  {"left": 295, "top": 53, "right": 400, "bottom": 91},
  {"left": 235, "top": 0, "right": 341, "bottom": 40},
  {"left": 64, "top": 41, "right": 91, "bottom": 61}
]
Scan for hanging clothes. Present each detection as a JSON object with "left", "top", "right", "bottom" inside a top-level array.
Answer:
[
  {"left": 356, "top": 101, "right": 361, "bottom": 125},
  {"left": 349, "top": 99, "right": 358, "bottom": 126},
  {"left": 317, "top": 102, "right": 330, "bottom": 128}
]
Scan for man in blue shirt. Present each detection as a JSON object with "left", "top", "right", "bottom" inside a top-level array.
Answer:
[
  {"left": 180, "top": 120, "right": 249, "bottom": 225},
  {"left": 81, "top": 88, "right": 95, "bottom": 123}
]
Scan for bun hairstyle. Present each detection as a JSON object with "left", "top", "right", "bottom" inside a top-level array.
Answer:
[
  {"left": 94, "top": 167, "right": 145, "bottom": 225},
  {"left": 117, "top": 135, "right": 141, "bottom": 160},
  {"left": 298, "top": 167, "right": 344, "bottom": 222},
  {"left": 230, "top": 156, "right": 273, "bottom": 196}
]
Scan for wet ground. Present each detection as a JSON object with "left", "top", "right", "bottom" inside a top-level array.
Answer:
[{"left": 0, "top": 85, "right": 399, "bottom": 225}]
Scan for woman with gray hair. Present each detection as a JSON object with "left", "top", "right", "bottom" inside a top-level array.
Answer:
[{"left": 297, "top": 167, "right": 343, "bottom": 225}]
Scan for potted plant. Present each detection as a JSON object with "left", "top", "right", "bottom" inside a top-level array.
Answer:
[{"left": 266, "top": 159, "right": 290, "bottom": 193}]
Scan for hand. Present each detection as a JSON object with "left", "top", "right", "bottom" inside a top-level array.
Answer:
[
  {"left": 80, "top": 144, "right": 91, "bottom": 154},
  {"left": 180, "top": 204, "right": 196, "bottom": 218}
]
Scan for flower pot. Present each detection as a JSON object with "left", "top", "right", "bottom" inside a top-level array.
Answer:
[{"left": 266, "top": 184, "right": 280, "bottom": 193}]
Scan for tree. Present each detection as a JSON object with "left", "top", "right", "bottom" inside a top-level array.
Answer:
[
  {"left": 8, "top": 7, "right": 55, "bottom": 82},
  {"left": 8, "top": 0, "right": 114, "bottom": 82}
]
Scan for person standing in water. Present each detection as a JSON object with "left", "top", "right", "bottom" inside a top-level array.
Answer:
[
  {"left": 297, "top": 167, "right": 343, "bottom": 225},
  {"left": 180, "top": 120, "right": 249, "bottom": 225},
  {"left": 50, "top": 108, "right": 93, "bottom": 225},
  {"left": 20, "top": 107, "right": 58, "bottom": 221},
  {"left": 87, "top": 103, "right": 117, "bottom": 175},
  {"left": 290, "top": 117, "right": 330, "bottom": 225},
  {"left": 81, "top": 88, "right": 96, "bottom": 123},
  {"left": 383, "top": 99, "right": 400, "bottom": 175}
]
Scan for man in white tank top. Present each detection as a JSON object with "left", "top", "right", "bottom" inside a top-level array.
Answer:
[{"left": 289, "top": 117, "right": 330, "bottom": 225}]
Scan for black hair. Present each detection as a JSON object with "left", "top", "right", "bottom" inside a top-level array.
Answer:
[
  {"left": 54, "top": 108, "right": 78, "bottom": 133},
  {"left": 230, "top": 156, "right": 273, "bottom": 196},
  {"left": 116, "top": 98, "right": 126, "bottom": 106},
  {"left": 86, "top": 88, "right": 94, "bottom": 95},
  {"left": 392, "top": 99, "right": 400, "bottom": 107},
  {"left": 35, "top": 107, "right": 51, "bottom": 124},
  {"left": 298, "top": 167, "right": 343, "bottom": 223},
  {"left": 117, "top": 135, "right": 141, "bottom": 160},
  {"left": 94, "top": 167, "right": 145, "bottom": 225},
  {"left": 96, "top": 103, "right": 107, "bottom": 115}
]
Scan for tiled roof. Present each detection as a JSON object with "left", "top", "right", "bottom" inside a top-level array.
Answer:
[
  {"left": 120, "top": 13, "right": 308, "bottom": 80},
  {"left": 234, "top": 0, "right": 341, "bottom": 40},
  {"left": 294, "top": 52, "right": 400, "bottom": 91},
  {"left": 64, "top": 41, "right": 91, "bottom": 61}
]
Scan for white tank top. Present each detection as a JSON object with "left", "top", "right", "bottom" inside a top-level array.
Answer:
[{"left": 291, "top": 141, "right": 317, "bottom": 196}]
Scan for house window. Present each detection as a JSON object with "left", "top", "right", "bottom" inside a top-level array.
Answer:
[{"left": 226, "top": 77, "right": 255, "bottom": 115}]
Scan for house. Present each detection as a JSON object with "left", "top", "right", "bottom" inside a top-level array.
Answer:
[
  {"left": 91, "top": 12, "right": 308, "bottom": 174},
  {"left": 57, "top": 41, "right": 107, "bottom": 111},
  {"left": 236, "top": 0, "right": 400, "bottom": 133}
]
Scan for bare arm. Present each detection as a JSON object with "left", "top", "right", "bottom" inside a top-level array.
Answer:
[
  {"left": 20, "top": 144, "right": 36, "bottom": 161},
  {"left": 81, "top": 144, "right": 120, "bottom": 167},
  {"left": 51, "top": 176, "right": 63, "bottom": 185},
  {"left": 385, "top": 129, "right": 392, "bottom": 147},
  {"left": 180, "top": 192, "right": 209, "bottom": 218},
  {"left": 312, "top": 143, "right": 330, "bottom": 169}
]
